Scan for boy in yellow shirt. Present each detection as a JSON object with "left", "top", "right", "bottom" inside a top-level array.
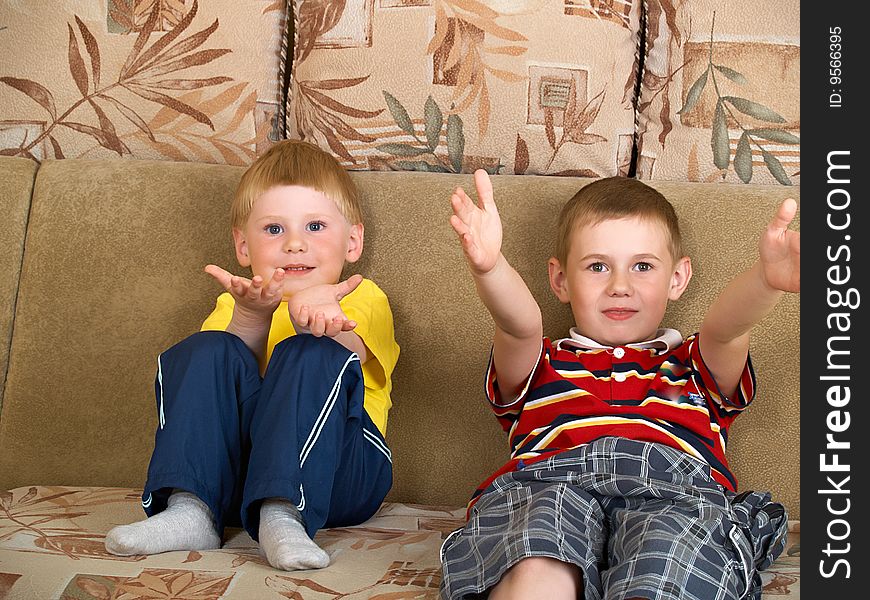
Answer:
[{"left": 106, "top": 140, "right": 399, "bottom": 571}]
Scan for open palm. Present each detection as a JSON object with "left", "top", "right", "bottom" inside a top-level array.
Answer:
[
  {"left": 204, "top": 264, "right": 284, "bottom": 318},
  {"left": 449, "top": 169, "right": 503, "bottom": 276},
  {"left": 759, "top": 198, "right": 800, "bottom": 293}
]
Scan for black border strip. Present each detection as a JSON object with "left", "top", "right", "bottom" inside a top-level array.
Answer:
[{"left": 801, "top": 3, "right": 868, "bottom": 595}]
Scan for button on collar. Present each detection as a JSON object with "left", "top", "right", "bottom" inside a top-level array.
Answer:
[{"left": 613, "top": 347, "right": 625, "bottom": 359}]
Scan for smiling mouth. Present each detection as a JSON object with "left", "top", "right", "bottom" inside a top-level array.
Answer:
[{"left": 282, "top": 265, "right": 314, "bottom": 274}]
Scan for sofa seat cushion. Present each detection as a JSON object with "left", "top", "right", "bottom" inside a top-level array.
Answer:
[
  {"left": 0, "top": 486, "right": 462, "bottom": 598},
  {"left": 1, "top": 486, "right": 799, "bottom": 598}
]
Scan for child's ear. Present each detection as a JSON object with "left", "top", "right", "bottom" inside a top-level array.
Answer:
[
  {"left": 548, "top": 257, "right": 571, "bottom": 304},
  {"left": 233, "top": 228, "right": 251, "bottom": 267},
  {"left": 345, "top": 223, "right": 364, "bottom": 263},
  {"left": 668, "top": 256, "right": 692, "bottom": 300}
]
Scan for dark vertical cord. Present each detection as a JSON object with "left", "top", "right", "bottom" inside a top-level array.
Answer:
[
  {"left": 277, "top": 0, "right": 296, "bottom": 140},
  {"left": 629, "top": 1, "right": 649, "bottom": 178}
]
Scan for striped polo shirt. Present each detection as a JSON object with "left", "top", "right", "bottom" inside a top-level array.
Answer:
[{"left": 471, "top": 328, "right": 755, "bottom": 509}]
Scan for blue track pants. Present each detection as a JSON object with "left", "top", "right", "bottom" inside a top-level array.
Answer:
[{"left": 140, "top": 331, "right": 393, "bottom": 540}]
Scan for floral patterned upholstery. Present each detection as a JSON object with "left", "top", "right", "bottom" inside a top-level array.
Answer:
[{"left": 0, "top": 486, "right": 799, "bottom": 599}]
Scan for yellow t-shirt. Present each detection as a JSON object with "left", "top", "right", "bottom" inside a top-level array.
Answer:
[{"left": 200, "top": 278, "right": 400, "bottom": 436}]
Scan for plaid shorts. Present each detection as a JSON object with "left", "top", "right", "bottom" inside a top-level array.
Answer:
[{"left": 440, "top": 437, "right": 787, "bottom": 600}]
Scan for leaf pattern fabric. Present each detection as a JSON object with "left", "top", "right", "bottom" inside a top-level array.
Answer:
[
  {"left": 0, "top": 0, "right": 285, "bottom": 164},
  {"left": 636, "top": 0, "right": 799, "bottom": 185},
  {"left": 287, "top": 0, "right": 642, "bottom": 177},
  {"left": 1, "top": 1, "right": 800, "bottom": 184},
  {"left": 0, "top": 486, "right": 800, "bottom": 599}
]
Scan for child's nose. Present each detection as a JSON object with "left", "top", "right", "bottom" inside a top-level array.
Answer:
[
  {"left": 607, "top": 271, "right": 631, "bottom": 296},
  {"left": 284, "top": 233, "right": 306, "bottom": 252}
]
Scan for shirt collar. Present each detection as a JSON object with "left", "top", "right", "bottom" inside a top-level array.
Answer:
[{"left": 556, "top": 327, "right": 683, "bottom": 354}]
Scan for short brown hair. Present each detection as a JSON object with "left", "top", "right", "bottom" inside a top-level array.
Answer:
[
  {"left": 231, "top": 140, "right": 362, "bottom": 229},
  {"left": 554, "top": 177, "right": 683, "bottom": 264}
]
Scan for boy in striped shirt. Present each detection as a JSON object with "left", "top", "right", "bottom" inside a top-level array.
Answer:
[{"left": 441, "top": 171, "right": 799, "bottom": 600}]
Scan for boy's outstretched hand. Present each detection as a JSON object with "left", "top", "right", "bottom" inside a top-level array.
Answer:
[
  {"left": 205, "top": 264, "right": 284, "bottom": 319},
  {"left": 759, "top": 198, "right": 800, "bottom": 293},
  {"left": 450, "top": 169, "right": 503, "bottom": 276},
  {"left": 287, "top": 274, "right": 363, "bottom": 337}
]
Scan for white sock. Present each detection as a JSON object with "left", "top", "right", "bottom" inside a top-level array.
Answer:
[
  {"left": 258, "top": 498, "right": 329, "bottom": 570},
  {"left": 104, "top": 491, "right": 221, "bottom": 556}
]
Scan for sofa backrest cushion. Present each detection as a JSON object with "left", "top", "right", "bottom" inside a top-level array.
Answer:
[
  {"left": 351, "top": 171, "right": 799, "bottom": 517},
  {"left": 0, "top": 157, "right": 37, "bottom": 415},
  {"left": 0, "top": 159, "right": 240, "bottom": 490},
  {"left": 0, "top": 158, "right": 799, "bottom": 519}
]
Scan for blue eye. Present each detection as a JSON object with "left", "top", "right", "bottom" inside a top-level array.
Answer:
[
  {"left": 306, "top": 221, "right": 325, "bottom": 232},
  {"left": 266, "top": 224, "right": 283, "bottom": 235}
]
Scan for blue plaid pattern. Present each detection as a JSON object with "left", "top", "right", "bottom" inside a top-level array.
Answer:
[{"left": 440, "top": 437, "right": 787, "bottom": 600}]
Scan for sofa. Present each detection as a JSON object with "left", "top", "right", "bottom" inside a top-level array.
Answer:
[{"left": 0, "top": 155, "right": 800, "bottom": 598}]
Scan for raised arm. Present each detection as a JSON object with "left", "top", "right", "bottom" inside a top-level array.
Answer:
[
  {"left": 699, "top": 198, "right": 800, "bottom": 398},
  {"left": 450, "top": 169, "right": 543, "bottom": 401}
]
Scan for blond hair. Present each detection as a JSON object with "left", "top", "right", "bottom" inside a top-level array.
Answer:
[
  {"left": 555, "top": 177, "right": 683, "bottom": 265},
  {"left": 231, "top": 140, "right": 362, "bottom": 229}
]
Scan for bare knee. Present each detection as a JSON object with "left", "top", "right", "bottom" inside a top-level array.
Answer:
[{"left": 490, "top": 557, "right": 582, "bottom": 600}]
